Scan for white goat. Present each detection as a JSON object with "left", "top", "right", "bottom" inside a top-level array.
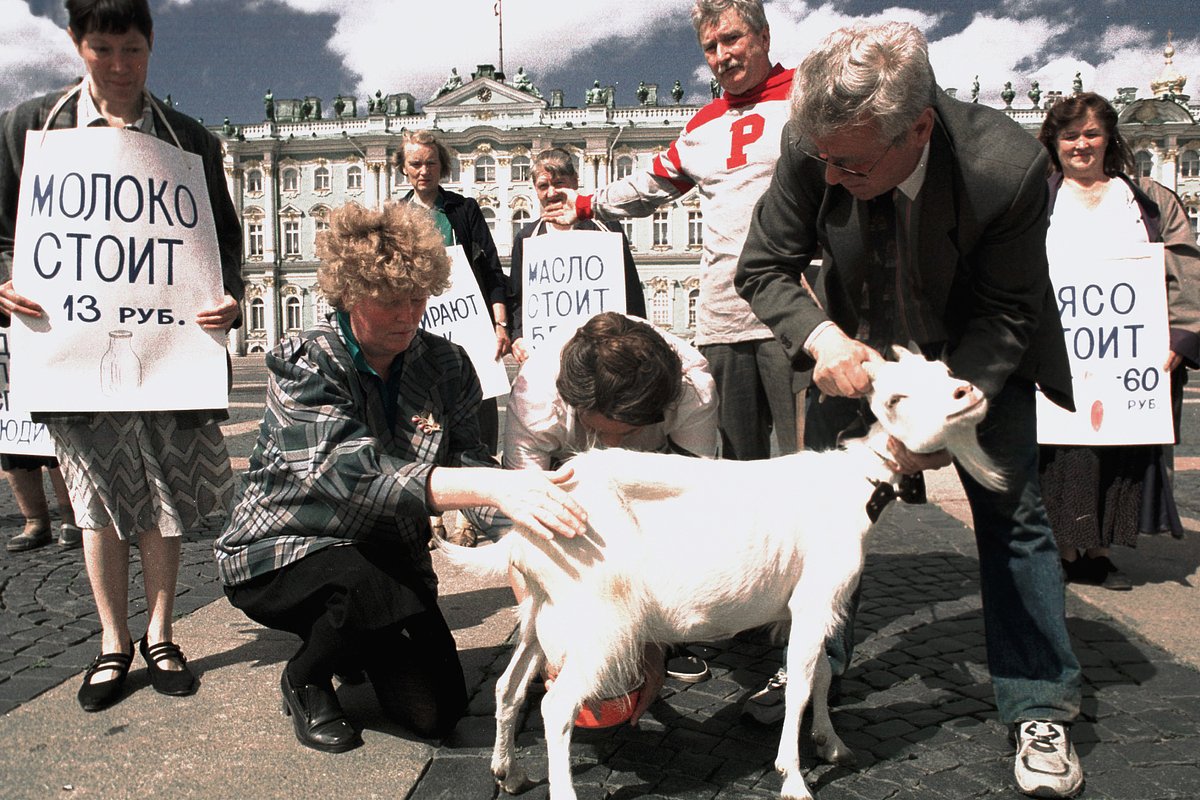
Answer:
[{"left": 441, "top": 347, "right": 1003, "bottom": 800}]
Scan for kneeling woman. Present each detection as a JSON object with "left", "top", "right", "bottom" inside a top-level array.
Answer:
[{"left": 214, "top": 203, "right": 586, "bottom": 753}]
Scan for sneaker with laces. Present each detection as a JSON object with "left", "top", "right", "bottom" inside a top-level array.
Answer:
[
  {"left": 742, "top": 668, "right": 787, "bottom": 725},
  {"left": 1014, "top": 720, "right": 1084, "bottom": 798}
]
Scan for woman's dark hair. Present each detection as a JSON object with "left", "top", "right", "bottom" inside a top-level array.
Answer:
[
  {"left": 556, "top": 312, "right": 683, "bottom": 427},
  {"left": 1038, "top": 91, "right": 1134, "bottom": 177},
  {"left": 66, "top": 0, "right": 153, "bottom": 42}
]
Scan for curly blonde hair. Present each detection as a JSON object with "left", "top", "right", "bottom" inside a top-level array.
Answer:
[{"left": 316, "top": 202, "right": 452, "bottom": 309}]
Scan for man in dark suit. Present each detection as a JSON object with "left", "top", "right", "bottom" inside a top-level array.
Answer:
[{"left": 736, "top": 22, "right": 1084, "bottom": 799}]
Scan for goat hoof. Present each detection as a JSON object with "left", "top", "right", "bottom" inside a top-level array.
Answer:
[
  {"left": 816, "top": 737, "right": 857, "bottom": 767},
  {"left": 780, "top": 772, "right": 814, "bottom": 800},
  {"left": 495, "top": 767, "right": 534, "bottom": 795}
]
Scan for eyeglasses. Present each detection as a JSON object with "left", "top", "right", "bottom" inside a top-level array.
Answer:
[{"left": 799, "top": 142, "right": 894, "bottom": 178}]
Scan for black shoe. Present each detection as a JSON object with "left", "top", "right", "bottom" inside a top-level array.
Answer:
[
  {"left": 280, "top": 670, "right": 362, "bottom": 753},
  {"left": 78, "top": 643, "right": 134, "bottom": 712},
  {"left": 139, "top": 637, "right": 198, "bottom": 696},
  {"left": 1093, "top": 556, "right": 1133, "bottom": 591}
]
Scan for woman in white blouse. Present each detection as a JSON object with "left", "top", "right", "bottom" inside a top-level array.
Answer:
[{"left": 1037, "top": 93, "right": 1200, "bottom": 589}]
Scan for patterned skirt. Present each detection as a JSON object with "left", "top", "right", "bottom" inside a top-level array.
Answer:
[{"left": 48, "top": 412, "right": 234, "bottom": 540}]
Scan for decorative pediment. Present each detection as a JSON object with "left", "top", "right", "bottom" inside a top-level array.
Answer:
[
  {"left": 426, "top": 76, "right": 547, "bottom": 111},
  {"left": 278, "top": 203, "right": 303, "bottom": 217}
]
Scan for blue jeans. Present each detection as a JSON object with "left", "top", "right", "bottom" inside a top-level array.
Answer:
[{"left": 814, "top": 379, "right": 1082, "bottom": 724}]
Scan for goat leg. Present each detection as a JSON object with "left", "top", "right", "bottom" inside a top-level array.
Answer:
[
  {"left": 809, "top": 654, "right": 855, "bottom": 767},
  {"left": 493, "top": 610, "right": 542, "bottom": 794}
]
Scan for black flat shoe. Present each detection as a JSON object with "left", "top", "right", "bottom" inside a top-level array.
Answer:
[
  {"left": 139, "top": 637, "right": 198, "bottom": 696},
  {"left": 280, "top": 669, "right": 362, "bottom": 753},
  {"left": 78, "top": 643, "right": 134, "bottom": 712}
]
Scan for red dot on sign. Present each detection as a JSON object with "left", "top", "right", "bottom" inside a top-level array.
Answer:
[{"left": 1090, "top": 400, "right": 1103, "bottom": 431}]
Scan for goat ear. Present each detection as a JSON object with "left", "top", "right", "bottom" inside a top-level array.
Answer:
[{"left": 861, "top": 358, "right": 880, "bottom": 382}]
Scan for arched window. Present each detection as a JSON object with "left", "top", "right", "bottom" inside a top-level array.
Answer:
[
  {"left": 620, "top": 218, "right": 635, "bottom": 249},
  {"left": 1180, "top": 150, "right": 1200, "bottom": 178},
  {"left": 314, "top": 166, "right": 330, "bottom": 191},
  {"left": 449, "top": 157, "right": 461, "bottom": 184},
  {"left": 249, "top": 297, "right": 265, "bottom": 331},
  {"left": 246, "top": 169, "right": 262, "bottom": 194},
  {"left": 481, "top": 206, "right": 497, "bottom": 233},
  {"left": 285, "top": 296, "right": 302, "bottom": 331},
  {"left": 311, "top": 207, "right": 330, "bottom": 245},
  {"left": 1187, "top": 205, "right": 1199, "bottom": 240},
  {"left": 281, "top": 168, "right": 299, "bottom": 192},
  {"left": 1134, "top": 151, "right": 1154, "bottom": 178},
  {"left": 511, "top": 155, "right": 531, "bottom": 183},
  {"left": 687, "top": 288, "right": 699, "bottom": 328},
  {"left": 314, "top": 292, "right": 332, "bottom": 320},
  {"left": 616, "top": 155, "right": 634, "bottom": 179},
  {"left": 347, "top": 165, "right": 363, "bottom": 190},
  {"left": 475, "top": 155, "right": 496, "bottom": 183},
  {"left": 651, "top": 287, "right": 671, "bottom": 326},
  {"left": 511, "top": 207, "right": 531, "bottom": 239}
]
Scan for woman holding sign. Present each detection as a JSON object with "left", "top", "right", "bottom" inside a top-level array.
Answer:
[
  {"left": 397, "top": 130, "right": 509, "bottom": 450},
  {"left": 215, "top": 202, "right": 586, "bottom": 753},
  {"left": 1037, "top": 92, "right": 1200, "bottom": 589},
  {"left": 0, "top": 0, "right": 243, "bottom": 711},
  {"left": 508, "top": 148, "right": 647, "bottom": 364}
]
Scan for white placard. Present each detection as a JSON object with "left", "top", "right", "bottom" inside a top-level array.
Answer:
[
  {"left": 520, "top": 229, "right": 626, "bottom": 351},
  {"left": 419, "top": 244, "right": 510, "bottom": 399},
  {"left": 1037, "top": 243, "right": 1173, "bottom": 445},
  {"left": 9, "top": 127, "right": 228, "bottom": 412},
  {"left": 0, "top": 332, "right": 55, "bottom": 457}
]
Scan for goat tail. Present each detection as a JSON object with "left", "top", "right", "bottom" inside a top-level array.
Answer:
[
  {"left": 433, "top": 529, "right": 515, "bottom": 580},
  {"left": 946, "top": 428, "right": 1007, "bottom": 492}
]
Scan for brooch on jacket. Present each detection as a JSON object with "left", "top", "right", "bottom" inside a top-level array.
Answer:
[{"left": 412, "top": 413, "right": 441, "bottom": 435}]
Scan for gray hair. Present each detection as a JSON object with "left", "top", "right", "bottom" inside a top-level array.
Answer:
[
  {"left": 690, "top": 0, "right": 767, "bottom": 38},
  {"left": 791, "top": 21, "right": 936, "bottom": 146},
  {"left": 532, "top": 148, "right": 578, "bottom": 183}
]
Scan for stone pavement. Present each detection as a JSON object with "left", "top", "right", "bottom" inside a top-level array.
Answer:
[{"left": 0, "top": 357, "right": 1197, "bottom": 799}]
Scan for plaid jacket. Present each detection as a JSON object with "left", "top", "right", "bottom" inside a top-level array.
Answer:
[{"left": 214, "top": 318, "right": 497, "bottom": 588}]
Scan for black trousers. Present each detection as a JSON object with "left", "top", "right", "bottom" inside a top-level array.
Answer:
[{"left": 226, "top": 544, "right": 467, "bottom": 738}]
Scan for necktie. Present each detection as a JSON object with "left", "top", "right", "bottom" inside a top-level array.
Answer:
[{"left": 857, "top": 191, "right": 898, "bottom": 352}]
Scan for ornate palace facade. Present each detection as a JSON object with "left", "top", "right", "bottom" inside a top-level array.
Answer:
[{"left": 217, "top": 53, "right": 1200, "bottom": 354}]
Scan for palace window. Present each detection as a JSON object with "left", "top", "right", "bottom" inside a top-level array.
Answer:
[
  {"left": 247, "top": 221, "right": 263, "bottom": 258},
  {"left": 687, "top": 288, "right": 699, "bottom": 328},
  {"left": 283, "top": 219, "right": 300, "bottom": 256},
  {"left": 246, "top": 169, "right": 262, "bottom": 194},
  {"left": 620, "top": 218, "right": 635, "bottom": 248},
  {"left": 314, "top": 166, "right": 330, "bottom": 191},
  {"left": 616, "top": 155, "right": 634, "bottom": 180},
  {"left": 688, "top": 211, "right": 703, "bottom": 247},
  {"left": 511, "top": 155, "right": 531, "bottom": 183},
  {"left": 1134, "top": 151, "right": 1153, "bottom": 178},
  {"left": 285, "top": 296, "right": 301, "bottom": 331},
  {"left": 347, "top": 165, "right": 363, "bottom": 190},
  {"left": 1180, "top": 150, "right": 1200, "bottom": 178},
  {"left": 481, "top": 206, "right": 497, "bottom": 233},
  {"left": 651, "top": 287, "right": 671, "bottom": 326},
  {"left": 512, "top": 208, "right": 531, "bottom": 239},
  {"left": 475, "top": 155, "right": 496, "bottom": 183},
  {"left": 652, "top": 210, "right": 670, "bottom": 247},
  {"left": 249, "top": 297, "right": 265, "bottom": 332},
  {"left": 281, "top": 168, "right": 299, "bottom": 192}
]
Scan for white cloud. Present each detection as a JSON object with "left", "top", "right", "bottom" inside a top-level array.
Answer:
[
  {"left": 0, "top": 0, "right": 80, "bottom": 114},
  {"left": 261, "top": 0, "right": 685, "bottom": 102}
]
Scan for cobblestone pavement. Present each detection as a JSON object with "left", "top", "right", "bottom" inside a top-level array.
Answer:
[{"left": 2, "top": 358, "right": 1198, "bottom": 799}]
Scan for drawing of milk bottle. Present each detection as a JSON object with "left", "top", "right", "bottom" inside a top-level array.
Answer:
[{"left": 100, "top": 330, "right": 143, "bottom": 397}]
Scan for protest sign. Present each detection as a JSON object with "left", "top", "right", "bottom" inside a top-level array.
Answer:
[
  {"left": 519, "top": 229, "right": 626, "bottom": 351},
  {"left": 0, "top": 332, "right": 55, "bottom": 457},
  {"left": 1037, "top": 243, "right": 1173, "bottom": 445},
  {"left": 419, "top": 245, "right": 510, "bottom": 399},
  {"left": 8, "top": 127, "right": 229, "bottom": 413}
]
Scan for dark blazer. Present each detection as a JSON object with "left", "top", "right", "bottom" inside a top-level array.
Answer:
[
  {"left": 736, "top": 88, "right": 1073, "bottom": 410},
  {"left": 507, "top": 218, "right": 647, "bottom": 340},
  {"left": 0, "top": 82, "right": 245, "bottom": 311}
]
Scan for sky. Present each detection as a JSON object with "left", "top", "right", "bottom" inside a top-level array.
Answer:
[{"left": 3, "top": 0, "right": 1198, "bottom": 127}]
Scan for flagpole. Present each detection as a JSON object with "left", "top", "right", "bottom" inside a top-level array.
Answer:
[{"left": 495, "top": 0, "right": 505, "bottom": 76}]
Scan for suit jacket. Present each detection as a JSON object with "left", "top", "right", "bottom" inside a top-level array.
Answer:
[{"left": 736, "top": 88, "right": 1073, "bottom": 410}]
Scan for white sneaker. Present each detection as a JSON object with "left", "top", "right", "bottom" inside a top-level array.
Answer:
[
  {"left": 742, "top": 668, "right": 787, "bottom": 725},
  {"left": 1014, "top": 720, "right": 1084, "bottom": 798}
]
